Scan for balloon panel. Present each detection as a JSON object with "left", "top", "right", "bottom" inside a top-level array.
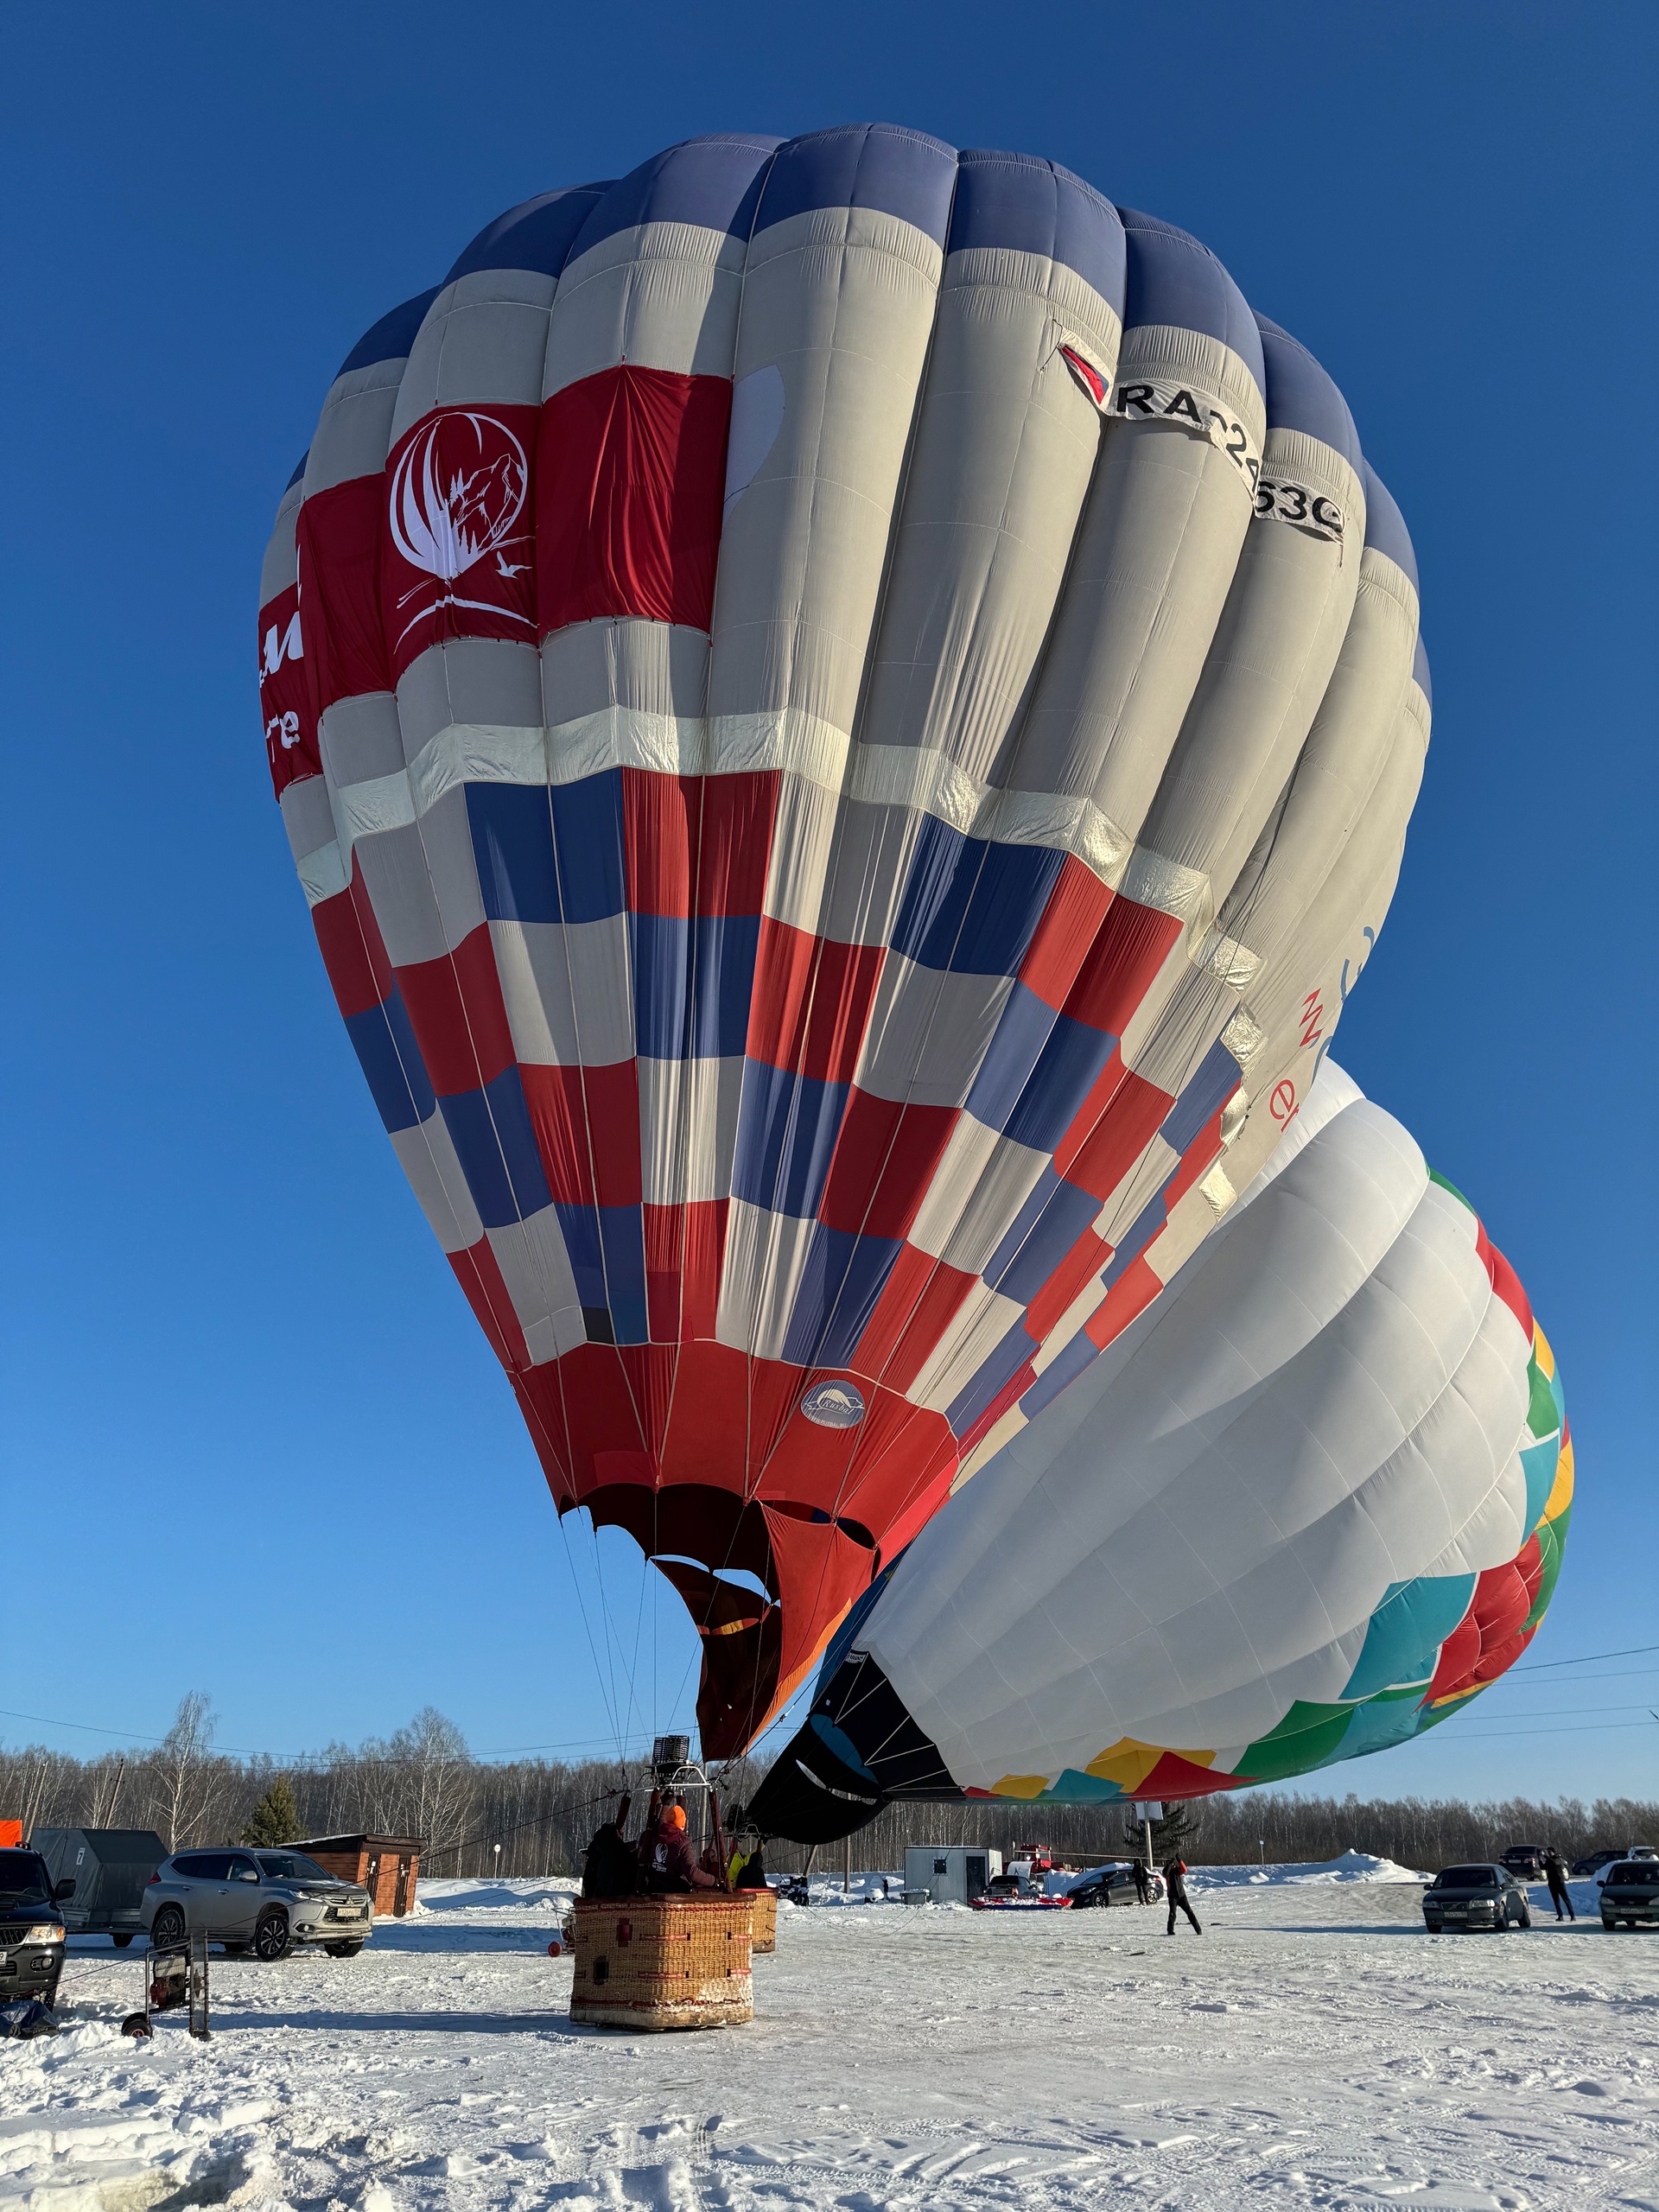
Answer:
[{"left": 262, "top": 130, "right": 1427, "bottom": 1755}]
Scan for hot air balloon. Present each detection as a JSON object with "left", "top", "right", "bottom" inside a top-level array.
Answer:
[
  {"left": 749, "top": 1064, "right": 1572, "bottom": 1841},
  {"left": 260, "top": 128, "right": 1432, "bottom": 1759}
]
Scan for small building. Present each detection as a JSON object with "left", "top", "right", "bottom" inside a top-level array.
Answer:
[
  {"left": 292, "top": 1833, "right": 424, "bottom": 1916},
  {"left": 31, "top": 1829, "right": 167, "bottom": 1942},
  {"left": 903, "top": 1846, "right": 1002, "bottom": 1906}
]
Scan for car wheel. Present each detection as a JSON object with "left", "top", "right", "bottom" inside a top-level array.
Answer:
[
  {"left": 1517, "top": 1909, "right": 1531, "bottom": 1929},
  {"left": 253, "top": 1909, "right": 293, "bottom": 1962},
  {"left": 111, "top": 1934, "right": 134, "bottom": 1949},
  {"left": 150, "top": 1904, "right": 187, "bottom": 1951},
  {"left": 324, "top": 1941, "right": 365, "bottom": 1958}
]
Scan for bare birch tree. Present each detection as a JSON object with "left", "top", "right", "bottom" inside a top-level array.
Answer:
[{"left": 146, "top": 1694, "right": 223, "bottom": 1850}]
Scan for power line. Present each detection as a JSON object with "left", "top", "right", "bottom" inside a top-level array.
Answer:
[
  {"left": 1512, "top": 1641, "right": 1659, "bottom": 1674},
  {"left": 1429, "top": 1719, "right": 1659, "bottom": 1742},
  {"left": 1440, "top": 1700, "right": 1659, "bottom": 1722},
  {"left": 0, "top": 1707, "right": 690, "bottom": 1764}
]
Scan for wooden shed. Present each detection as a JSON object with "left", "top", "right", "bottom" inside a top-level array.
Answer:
[{"left": 293, "top": 1833, "right": 423, "bottom": 1916}]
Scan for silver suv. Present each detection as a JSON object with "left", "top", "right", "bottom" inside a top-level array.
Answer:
[{"left": 141, "top": 1848, "right": 373, "bottom": 1961}]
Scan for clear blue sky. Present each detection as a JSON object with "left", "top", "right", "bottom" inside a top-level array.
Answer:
[{"left": 5, "top": 1, "right": 1654, "bottom": 1808}]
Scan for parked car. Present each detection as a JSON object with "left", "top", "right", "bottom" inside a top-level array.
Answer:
[
  {"left": 0, "top": 1847, "right": 74, "bottom": 2006},
  {"left": 1573, "top": 1846, "right": 1656, "bottom": 1879},
  {"left": 1600, "top": 1861, "right": 1659, "bottom": 1930},
  {"left": 1594, "top": 1847, "right": 1658, "bottom": 1888},
  {"left": 1572, "top": 1849, "right": 1625, "bottom": 1878},
  {"left": 1422, "top": 1864, "right": 1532, "bottom": 1932},
  {"left": 1066, "top": 1863, "right": 1166, "bottom": 1909},
  {"left": 140, "top": 1847, "right": 373, "bottom": 1961},
  {"left": 31, "top": 1829, "right": 165, "bottom": 1948},
  {"left": 1501, "top": 1845, "right": 1547, "bottom": 1881}
]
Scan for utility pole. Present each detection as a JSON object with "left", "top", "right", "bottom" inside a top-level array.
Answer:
[{"left": 843, "top": 1832, "right": 851, "bottom": 1894}]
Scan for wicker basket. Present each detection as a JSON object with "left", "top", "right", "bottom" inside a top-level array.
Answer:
[
  {"left": 570, "top": 1894, "right": 754, "bottom": 2031},
  {"left": 747, "top": 1886, "right": 778, "bottom": 1955}
]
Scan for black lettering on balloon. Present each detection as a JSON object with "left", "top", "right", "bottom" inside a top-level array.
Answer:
[{"left": 1163, "top": 388, "right": 1205, "bottom": 428}]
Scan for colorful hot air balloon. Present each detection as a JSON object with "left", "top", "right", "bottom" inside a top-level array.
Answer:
[
  {"left": 260, "top": 130, "right": 1429, "bottom": 1757},
  {"left": 749, "top": 1065, "right": 1572, "bottom": 1842}
]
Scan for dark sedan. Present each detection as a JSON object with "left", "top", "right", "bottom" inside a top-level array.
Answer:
[
  {"left": 1067, "top": 1863, "right": 1166, "bottom": 1909},
  {"left": 1600, "top": 1862, "right": 1659, "bottom": 1930},
  {"left": 1573, "top": 1849, "right": 1625, "bottom": 1878},
  {"left": 1423, "top": 1863, "right": 1531, "bottom": 1933}
]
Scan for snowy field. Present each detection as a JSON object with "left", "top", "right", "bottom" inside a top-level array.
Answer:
[{"left": 6, "top": 1860, "right": 1658, "bottom": 2212}]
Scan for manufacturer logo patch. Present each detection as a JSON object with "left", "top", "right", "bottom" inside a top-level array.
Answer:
[
  {"left": 385, "top": 410, "right": 534, "bottom": 654},
  {"left": 389, "top": 411, "right": 528, "bottom": 582},
  {"left": 800, "top": 1379, "right": 867, "bottom": 1430}
]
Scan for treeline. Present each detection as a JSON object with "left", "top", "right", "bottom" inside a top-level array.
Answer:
[
  {"left": 0, "top": 1697, "right": 760, "bottom": 1877},
  {"left": 765, "top": 1789, "right": 1659, "bottom": 1876},
  {"left": 4, "top": 1698, "right": 1652, "bottom": 1876}
]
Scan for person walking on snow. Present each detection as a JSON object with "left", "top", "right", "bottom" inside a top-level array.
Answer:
[
  {"left": 1543, "top": 1847, "right": 1576, "bottom": 1921},
  {"left": 1165, "top": 1856, "right": 1201, "bottom": 1936},
  {"left": 1132, "top": 1858, "right": 1153, "bottom": 1906}
]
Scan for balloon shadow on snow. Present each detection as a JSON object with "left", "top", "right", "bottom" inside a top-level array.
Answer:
[{"left": 355, "top": 1921, "right": 564, "bottom": 1956}]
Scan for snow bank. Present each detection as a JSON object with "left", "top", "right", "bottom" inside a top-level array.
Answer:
[
  {"left": 416, "top": 1876, "right": 578, "bottom": 1910},
  {"left": 1191, "top": 1848, "right": 1429, "bottom": 1887}
]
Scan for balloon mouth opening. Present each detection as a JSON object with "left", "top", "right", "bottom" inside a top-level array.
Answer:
[{"left": 563, "top": 1482, "right": 880, "bottom": 1759}]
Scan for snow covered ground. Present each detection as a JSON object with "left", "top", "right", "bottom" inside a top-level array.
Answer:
[{"left": 6, "top": 1864, "right": 1657, "bottom": 2211}]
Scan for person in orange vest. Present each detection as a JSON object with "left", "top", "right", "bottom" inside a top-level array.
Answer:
[
  {"left": 641, "top": 1802, "right": 719, "bottom": 1894},
  {"left": 1164, "top": 1856, "right": 1202, "bottom": 1936}
]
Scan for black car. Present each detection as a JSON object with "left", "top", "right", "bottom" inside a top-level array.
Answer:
[
  {"left": 0, "top": 1849, "right": 75, "bottom": 2006},
  {"left": 984, "top": 1873, "right": 1029, "bottom": 1899},
  {"left": 1574, "top": 1846, "right": 1655, "bottom": 1878},
  {"left": 1501, "top": 1844, "right": 1546, "bottom": 1881},
  {"left": 1068, "top": 1863, "right": 1165, "bottom": 1909},
  {"left": 1423, "top": 1863, "right": 1531, "bottom": 1933},
  {"left": 1600, "top": 1861, "right": 1659, "bottom": 1930}
]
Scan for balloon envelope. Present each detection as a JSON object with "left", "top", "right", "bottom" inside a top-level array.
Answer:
[
  {"left": 262, "top": 130, "right": 1428, "bottom": 1754},
  {"left": 750, "top": 1065, "right": 1571, "bottom": 1842}
]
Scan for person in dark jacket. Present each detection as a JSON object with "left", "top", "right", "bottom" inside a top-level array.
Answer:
[
  {"left": 1164, "top": 1856, "right": 1201, "bottom": 1936},
  {"left": 1132, "top": 1858, "right": 1153, "bottom": 1906},
  {"left": 641, "top": 1804, "right": 719, "bottom": 1894},
  {"left": 580, "top": 1795, "right": 636, "bottom": 1898},
  {"left": 1543, "top": 1847, "right": 1576, "bottom": 1922}
]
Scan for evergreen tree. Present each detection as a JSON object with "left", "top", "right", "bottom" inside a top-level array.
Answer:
[
  {"left": 1122, "top": 1800, "right": 1197, "bottom": 1863},
  {"left": 1151, "top": 1802, "right": 1196, "bottom": 1861},
  {"left": 242, "top": 1774, "right": 302, "bottom": 1846}
]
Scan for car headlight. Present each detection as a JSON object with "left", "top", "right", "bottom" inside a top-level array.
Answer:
[{"left": 22, "top": 1924, "right": 65, "bottom": 1943}]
